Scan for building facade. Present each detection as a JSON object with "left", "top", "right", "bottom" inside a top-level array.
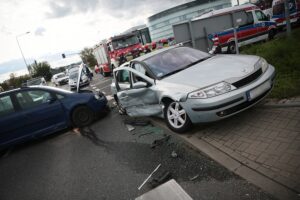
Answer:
[{"left": 147, "top": 0, "right": 232, "bottom": 42}]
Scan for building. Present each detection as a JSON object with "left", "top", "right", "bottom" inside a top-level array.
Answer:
[{"left": 147, "top": 0, "right": 232, "bottom": 42}]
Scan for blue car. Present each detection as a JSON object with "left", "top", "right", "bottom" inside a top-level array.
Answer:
[{"left": 0, "top": 85, "right": 108, "bottom": 149}]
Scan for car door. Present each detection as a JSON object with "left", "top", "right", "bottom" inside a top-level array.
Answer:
[
  {"left": 0, "top": 94, "right": 26, "bottom": 147},
  {"left": 14, "top": 89, "right": 67, "bottom": 137},
  {"left": 254, "top": 10, "right": 270, "bottom": 37},
  {"left": 115, "top": 63, "right": 161, "bottom": 117},
  {"left": 237, "top": 11, "right": 257, "bottom": 45}
]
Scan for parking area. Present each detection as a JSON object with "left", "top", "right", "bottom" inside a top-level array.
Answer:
[{"left": 175, "top": 104, "right": 300, "bottom": 197}]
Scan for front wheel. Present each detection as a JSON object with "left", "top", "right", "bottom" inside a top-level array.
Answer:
[
  {"left": 164, "top": 101, "right": 192, "bottom": 133},
  {"left": 71, "top": 106, "right": 94, "bottom": 127}
]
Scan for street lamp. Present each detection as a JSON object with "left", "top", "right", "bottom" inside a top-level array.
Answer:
[{"left": 16, "top": 31, "right": 30, "bottom": 73}]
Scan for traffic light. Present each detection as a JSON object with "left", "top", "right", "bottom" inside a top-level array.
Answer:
[{"left": 62, "top": 53, "right": 66, "bottom": 59}]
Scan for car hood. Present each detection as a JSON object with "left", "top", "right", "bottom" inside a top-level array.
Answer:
[{"left": 161, "top": 54, "right": 260, "bottom": 89}]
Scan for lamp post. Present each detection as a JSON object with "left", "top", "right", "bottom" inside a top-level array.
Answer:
[{"left": 16, "top": 31, "right": 30, "bottom": 73}]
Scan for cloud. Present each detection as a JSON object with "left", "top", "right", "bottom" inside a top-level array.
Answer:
[
  {"left": 46, "top": 0, "right": 99, "bottom": 18},
  {"left": 35, "top": 27, "right": 46, "bottom": 36},
  {"left": 46, "top": 0, "right": 193, "bottom": 19}
]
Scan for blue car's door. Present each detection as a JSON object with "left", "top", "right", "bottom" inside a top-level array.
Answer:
[
  {"left": 14, "top": 89, "right": 67, "bottom": 138},
  {"left": 0, "top": 94, "right": 26, "bottom": 147}
]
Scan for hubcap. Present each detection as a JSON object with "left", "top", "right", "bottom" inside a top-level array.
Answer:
[{"left": 167, "top": 102, "right": 186, "bottom": 129}]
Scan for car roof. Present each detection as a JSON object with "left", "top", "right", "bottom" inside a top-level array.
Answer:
[{"left": 0, "top": 85, "right": 72, "bottom": 96}]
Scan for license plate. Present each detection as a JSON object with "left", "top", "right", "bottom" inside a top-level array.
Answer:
[{"left": 247, "top": 81, "right": 271, "bottom": 101}]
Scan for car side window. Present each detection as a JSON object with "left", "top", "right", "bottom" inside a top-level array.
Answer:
[
  {"left": 255, "top": 10, "right": 268, "bottom": 21},
  {"left": 16, "top": 90, "right": 52, "bottom": 109},
  {"left": 116, "top": 70, "right": 131, "bottom": 91},
  {"left": 0, "top": 96, "right": 15, "bottom": 117},
  {"left": 131, "top": 62, "right": 151, "bottom": 84}
]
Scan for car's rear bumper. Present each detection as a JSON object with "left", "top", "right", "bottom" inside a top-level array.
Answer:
[{"left": 181, "top": 65, "right": 276, "bottom": 123}]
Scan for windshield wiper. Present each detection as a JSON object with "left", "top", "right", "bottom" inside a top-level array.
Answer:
[{"left": 160, "top": 56, "right": 211, "bottom": 79}]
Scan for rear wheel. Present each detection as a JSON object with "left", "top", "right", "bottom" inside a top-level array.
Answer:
[
  {"left": 164, "top": 101, "right": 192, "bottom": 133},
  {"left": 227, "top": 41, "right": 236, "bottom": 54},
  {"left": 71, "top": 106, "right": 94, "bottom": 127},
  {"left": 268, "top": 29, "right": 276, "bottom": 40}
]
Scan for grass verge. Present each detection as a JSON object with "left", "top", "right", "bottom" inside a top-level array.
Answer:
[{"left": 241, "top": 29, "right": 300, "bottom": 99}]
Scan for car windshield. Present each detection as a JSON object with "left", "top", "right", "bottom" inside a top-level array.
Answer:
[
  {"left": 143, "top": 47, "right": 211, "bottom": 79},
  {"left": 27, "top": 79, "right": 42, "bottom": 86},
  {"left": 56, "top": 74, "right": 65, "bottom": 78},
  {"left": 112, "top": 35, "right": 139, "bottom": 50},
  {"left": 69, "top": 72, "right": 78, "bottom": 80}
]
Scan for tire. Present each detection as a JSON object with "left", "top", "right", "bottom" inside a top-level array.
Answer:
[
  {"left": 71, "top": 106, "right": 94, "bottom": 127},
  {"left": 114, "top": 95, "right": 127, "bottom": 115},
  {"left": 227, "top": 41, "right": 236, "bottom": 54},
  {"left": 164, "top": 101, "right": 192, "bottom": 133},
  {"left": 268, "top": 29, "right": 276, "bottom": 40}
]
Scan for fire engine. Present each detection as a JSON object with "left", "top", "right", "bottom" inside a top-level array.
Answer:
[{"left": 93, "top": 32, "right": 143, "bottom": 76}]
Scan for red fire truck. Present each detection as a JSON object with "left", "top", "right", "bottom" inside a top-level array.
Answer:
[{"left": 93, "top": 32, "right": 143, "bottom": 76}]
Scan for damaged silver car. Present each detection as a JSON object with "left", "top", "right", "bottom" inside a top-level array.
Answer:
[{"left": 111, "top": 46, "right": 275, "bottom": 133}]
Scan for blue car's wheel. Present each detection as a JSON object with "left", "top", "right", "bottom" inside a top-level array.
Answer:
[{"left": 71, "top": 106, "right": 94, "bottom": 127}]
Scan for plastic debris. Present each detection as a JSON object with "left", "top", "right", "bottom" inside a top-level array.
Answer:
[
  {"left": 138, "top": 164, "right": 161, "bottom": 190},
  {"left": 189, "top": 174, "right": 199, "bottom": 181},
  {"left": 151, "top": 135, "right": 171, "bottom": 149},
  {"left": 171, "top": 151, "right": 178, "bottom": 158},
  {"left": 149, "top": 171, "right": 172, "bottom": 188},
  {"left": 124, "top": 118, "right": 150, "bottom": 126},
  {"left": 126, "top": 124, "right": 135, "bottom": 132}
]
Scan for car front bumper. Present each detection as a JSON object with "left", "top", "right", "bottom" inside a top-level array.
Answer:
[{"left": 181, "top": 64, "right": 276, "bottom": 123}]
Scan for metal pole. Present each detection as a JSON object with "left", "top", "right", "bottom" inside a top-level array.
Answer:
[
  {"left": 16, "top": 32, "right": 30, "bottom": 73},
  {"left": 284, "top": 0, "right": 291, "bottom": 35}
]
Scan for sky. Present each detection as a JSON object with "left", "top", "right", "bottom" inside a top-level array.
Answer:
[{"left": 0, "top": 0, "right": 243, "bottom": 82}]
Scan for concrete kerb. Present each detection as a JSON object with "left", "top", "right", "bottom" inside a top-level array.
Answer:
[{"left": 149, "top": 118, "right": 300, "bottom": 200}]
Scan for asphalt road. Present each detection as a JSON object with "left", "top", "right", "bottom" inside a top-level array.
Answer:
[{"left": 0, "top": 74, "right": 276, "bottom": 200}]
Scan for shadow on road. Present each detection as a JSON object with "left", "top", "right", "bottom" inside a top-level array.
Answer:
[{"left": 80, "top": 126, "right": 109, "bottom": 149}]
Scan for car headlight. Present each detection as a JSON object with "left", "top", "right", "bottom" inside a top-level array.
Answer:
[
  {"left": 255, "top": 58, "right": 269, "bottom": 73},
  {"left": 188, "top": 82, "right": 236, "bottom": 99}
]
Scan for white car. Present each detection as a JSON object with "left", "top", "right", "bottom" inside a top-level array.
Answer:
[
  {"left": 111, "top": 46, "right": 275, "bottom": 133},
  {"left": 51, "top": 73, "right": 68, "bottom": 86},
  {"left": 68, "top": 67, "right": 90, "bottom": 90}
]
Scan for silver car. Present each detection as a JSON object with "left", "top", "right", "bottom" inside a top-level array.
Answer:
[{"left": 111, "top": 46, "right": 275, "bottom": 133}]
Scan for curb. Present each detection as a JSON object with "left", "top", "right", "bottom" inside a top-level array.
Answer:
[{"left": 150, "top": 118, "right": 300, "bottom": 200}]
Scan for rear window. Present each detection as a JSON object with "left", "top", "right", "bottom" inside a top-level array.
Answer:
[{"left": 0, "top": 96, "right": 15, "bottom": 116}]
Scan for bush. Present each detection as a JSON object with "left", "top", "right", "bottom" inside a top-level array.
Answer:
[{"left": 241, "top": 29, "right": 300, "bottom": 98}]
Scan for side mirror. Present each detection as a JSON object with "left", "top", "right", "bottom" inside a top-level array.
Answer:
[
  {"left": 47, "top": 97, "right": 57, "bottom": 104},
  {"left": 132, "top": 81, "right": 147, "bottom": 89}
]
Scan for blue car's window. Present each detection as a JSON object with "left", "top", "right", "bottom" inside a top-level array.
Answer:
[
  {"left": 16, "top": 90, "right": 51, "bottom": 109},
  {"left": 0, "top": 96, "right": 15, "bottom": 116}
]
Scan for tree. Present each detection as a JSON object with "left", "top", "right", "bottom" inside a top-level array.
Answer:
[
  {"left": 31, "top": 61, "right": 52, "bottom": 81},
  {"left": 80, "top": 47, "right": 97, "bottom": 68}
]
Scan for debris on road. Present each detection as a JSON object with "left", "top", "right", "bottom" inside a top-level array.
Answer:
[
  {"left": 150, "top": 135, "right": 171, "bottom": 149},
  {"left": 138, "top": 163, "right": 161, "bottom": 190},
  {"left": 189, "top": 174, "right": 199, "bottom": 181},
  {"left": 124, "top": 118, "right": 150, "bottom": 126},
  {"left": 171, "top": 151, "right": 178, "bottom": 158},
  {"left": 138, "top": 131, "right": 154, "bottom": 138},
  {"left": 149, "top": 171, "right": 172, "bottom": 188},
  {"left": 126, "top": 124, "right": 135, "bottom": 132}
]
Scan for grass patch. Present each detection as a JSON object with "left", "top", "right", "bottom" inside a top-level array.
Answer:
[{"left": 241, "top": 29, "right": 300, "bottom": 99}]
